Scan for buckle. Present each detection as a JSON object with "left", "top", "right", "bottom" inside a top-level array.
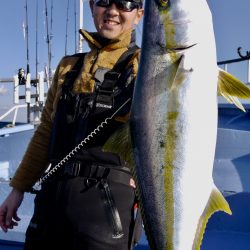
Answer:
[
  {"left": 85, "top": 178, "right": 98, "bottom": 187},
  {"left": 64, "top": 162, "right": 81, "bottom": 176},
  {"left": 90, "top": 165, "right": 109, "bottom": 179}
]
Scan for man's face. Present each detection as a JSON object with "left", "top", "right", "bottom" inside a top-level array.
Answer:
[{"left": 90, "top": 0, "right": 144, "bottom": 39}]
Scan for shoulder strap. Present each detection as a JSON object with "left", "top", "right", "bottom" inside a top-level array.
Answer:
[
  {"left": 100, "top": 45, "right": 139, "bottom": 90},
  {"left": 93, "top": 45, "right": 139, "bottom": 114},
  {"left": 62, "top": 53, "right": 86, "bottom": 92},
  {"left": 113, "top": 44, "right": 139, "bottom": 72}
]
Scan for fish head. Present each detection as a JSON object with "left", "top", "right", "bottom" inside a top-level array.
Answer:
[{"left": 142, "top": 0, "right": 214, "bottom": 51}]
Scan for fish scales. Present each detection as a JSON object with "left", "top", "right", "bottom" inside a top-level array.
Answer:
[{"left": 130, "top": 0, "right": 228, "bottom": 249}]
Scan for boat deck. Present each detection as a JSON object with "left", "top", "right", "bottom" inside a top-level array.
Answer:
[
  {"left": 1, "top": 195, "right": 250, "bottom": 250},
  {"left": 0, "top": 104, "right": 250, "bottom": 249}
]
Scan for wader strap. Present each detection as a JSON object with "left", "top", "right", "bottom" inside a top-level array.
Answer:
[
  {"left": 62, "top": 53, "right": 86, "bottom": 93},
  {"left": 112, "top": 44, "right": 139, "bottom": 72},
  {"left": 47, "top": 53, "right": 87, "bottom": 161},
  {"left": 93, "top": 45, "right": 139, "bottom": 114},
  {"left": 61, "top": 162, "right": 132, "bottom": 187}
]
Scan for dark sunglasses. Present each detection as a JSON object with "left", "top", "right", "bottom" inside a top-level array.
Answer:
[{"left": 94, "top": 0, "right": 142, "bottom": 12}]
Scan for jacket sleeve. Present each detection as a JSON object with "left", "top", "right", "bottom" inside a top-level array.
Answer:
[{"left": 10, "top": 62, "right": 62, "bottom": 192}]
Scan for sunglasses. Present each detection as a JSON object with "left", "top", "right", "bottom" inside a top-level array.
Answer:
[{"left": 94, "top": 0, "right": 142, "bottom": 12}]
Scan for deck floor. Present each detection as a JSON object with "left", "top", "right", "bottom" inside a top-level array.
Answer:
[{"left": 1, "top": 229, "right": 250, "bottom": 250}]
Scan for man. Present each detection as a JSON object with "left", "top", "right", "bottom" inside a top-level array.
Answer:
[{"left": 0, "top": 0, "right": 144, "bottom": 249}]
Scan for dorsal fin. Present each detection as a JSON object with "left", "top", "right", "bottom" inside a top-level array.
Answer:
[{"left": 217, "top": 68, "right": 250, "bottom": 112}]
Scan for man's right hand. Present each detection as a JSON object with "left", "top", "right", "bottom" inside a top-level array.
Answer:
[{"left": 0, "top": 188, "right": 24, "bottom": 232}]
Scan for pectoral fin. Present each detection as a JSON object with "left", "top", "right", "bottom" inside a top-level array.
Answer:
[
  {"left": 192, "top": 187, "right": 232, "bottom": 250},
  {"left": 217, "top": 68, "right": 250, "bottom": 112},
  {"left": 102, "top": 123, "right": 134, "bottom": 167}
]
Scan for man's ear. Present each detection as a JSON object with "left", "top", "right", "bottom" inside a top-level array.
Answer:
[{"left": 134, "top": 9, "right": 144, "bottom": 26}]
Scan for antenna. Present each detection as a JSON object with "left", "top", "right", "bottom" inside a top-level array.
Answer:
[
  {"left": 24, "top": 0, "right": 31, "bottom": 123},
  {"left": 25, "top": 0, "right": 30, "bottom": 74},
  {"left": 50, "top": 0, "right": 54, "bottom": 66},
  {"left": 74, "top": 0, "right": 77, "bottom": 53},
  {"left": 44, "top": 0, "right": 52, "bottom": 86},
  {"left": 35, "top": 0, "right": 39, "bottom": 80},
  {"left": 65, "top": 0, "right": 70, "bottom": 56},
  {"left": 78, "top": 0, "right": 84, "bottom": 53}
]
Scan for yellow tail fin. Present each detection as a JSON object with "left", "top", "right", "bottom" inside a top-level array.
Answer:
[{"left": 192, "top": 187, "right": 232, "bottom": 250}]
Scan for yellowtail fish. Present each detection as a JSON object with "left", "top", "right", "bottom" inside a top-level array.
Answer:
[{"left": 104, "top": 0, "right": 250, "bottom": 249}]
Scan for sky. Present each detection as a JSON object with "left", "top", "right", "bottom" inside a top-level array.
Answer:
[{"left": 1, "top": 0, "right": 250, "bottom": 109}]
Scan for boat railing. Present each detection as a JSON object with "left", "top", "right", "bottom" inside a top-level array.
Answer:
[
  {"left": 217, "top": 50, "right": 250, "bottom": 109},
  {"left": 0, "top": 71, "right": 48, "bottom": 125},
  {"left": 217, "top": 48, "right": 250, "bottom": 86},
  {"left": 0, "top": 104, "right": 33, "bottom": 126}
]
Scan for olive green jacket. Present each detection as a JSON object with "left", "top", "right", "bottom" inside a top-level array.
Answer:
[{"left": 10, "top": 29, "right": 140, "bottom": 192}]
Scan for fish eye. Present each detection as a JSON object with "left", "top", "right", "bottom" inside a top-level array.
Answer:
[{"left": 158, "top": 0, "right": 169, "bottom": 8}]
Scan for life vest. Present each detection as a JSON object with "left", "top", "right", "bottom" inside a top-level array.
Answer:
[{"left": 48, "top": 45, "right": 139, "bottom": 165}]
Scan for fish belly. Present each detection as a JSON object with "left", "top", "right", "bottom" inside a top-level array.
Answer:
[{"left": 131, "top": 45, "right": 218, "bottom": 249}]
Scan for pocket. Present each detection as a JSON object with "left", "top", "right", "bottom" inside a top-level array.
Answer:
[{"left": 99, "top": 179, "right": 125, "bottom": 239}]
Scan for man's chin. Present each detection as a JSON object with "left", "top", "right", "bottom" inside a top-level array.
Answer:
[{"left": 99, "top": 29, "right": 122, "bottom": 40}]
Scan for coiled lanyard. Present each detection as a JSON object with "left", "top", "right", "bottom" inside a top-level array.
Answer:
[{"left": 30, "top": 98, "right": 131, "bottom": 192}]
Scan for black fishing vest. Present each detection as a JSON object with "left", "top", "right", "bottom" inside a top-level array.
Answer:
[{"left": 48, "top": 45, "right": 139, "bottom": 165}]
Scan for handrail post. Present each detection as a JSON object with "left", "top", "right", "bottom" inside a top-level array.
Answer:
[
  {"left": 247, "top": 59, "right": 250, "bottom": 85},
  {"left": 12, "top": 107, "right": 18, "bottom": 126},
  {"left": 26, "top": 73, "right": 31, "bottom": 123},
  {"left": 224, "top": 64, "right": 228, "bottom": 72},
  {"left": 38, "top": 71, "right": 45, "bottom": 103},
  {"left": 14, "top": 75, "right": 19, "bottom": 104}
]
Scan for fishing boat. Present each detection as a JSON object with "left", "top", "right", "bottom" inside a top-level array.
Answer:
[
  {"left": 1, "top": 59, "right": 250, "bottom": 250},
  {"left": 1, "top": 1, "right": 250, "bottom": 250}
]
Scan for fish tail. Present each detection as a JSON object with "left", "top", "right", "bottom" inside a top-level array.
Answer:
[{"left": 192, "top": 187, "right": 232, "bottom": 250}]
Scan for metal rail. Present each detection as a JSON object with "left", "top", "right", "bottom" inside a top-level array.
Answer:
[
  {"left": 0, "top": 72, "right": 46, "bottom": 124},
  {"left": 0, "top": 104, "right": 32, "bottom": 126},
  {"left": 217, "top": 47, "right": 250, "bottom": 85}
]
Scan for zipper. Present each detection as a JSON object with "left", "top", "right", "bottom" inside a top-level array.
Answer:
[{"left": 99, "top": 179, "right": 124, "bottom": 238}]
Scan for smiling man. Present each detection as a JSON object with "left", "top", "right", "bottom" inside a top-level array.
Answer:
[
  {"left": 0, "top": 1, "right": 144, "bottom": 250},
  {"left": 91, "top": 0, "right": 143, "bottom": 39}
]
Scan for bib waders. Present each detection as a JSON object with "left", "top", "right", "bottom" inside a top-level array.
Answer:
[{"left": 24, "top": 46, "right": 142, "bottom": 250}]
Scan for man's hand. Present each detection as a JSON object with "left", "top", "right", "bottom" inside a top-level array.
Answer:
[{"left": 0, "top": 188, "right": 24, "bottom": 232}]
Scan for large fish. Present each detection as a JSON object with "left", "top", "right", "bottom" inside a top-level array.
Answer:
[{"left": 104, "top": 0, "right": 250, "bottom": 249}]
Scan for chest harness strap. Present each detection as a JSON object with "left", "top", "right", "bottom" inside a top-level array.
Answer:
[{"left": 92, "top": 45, "right": 139, "bottom": 114}]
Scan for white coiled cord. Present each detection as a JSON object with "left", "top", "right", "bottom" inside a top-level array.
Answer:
[{"left": 38, "top": 98, "right": 131, "bottom": 185}]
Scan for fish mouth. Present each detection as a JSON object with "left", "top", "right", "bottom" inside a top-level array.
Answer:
[
  {"left": 167, "top": 43, "right": 197, "bottom": 52},
  {"left": 155, "top": 43, "right": 197, "bottom": 55}
]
